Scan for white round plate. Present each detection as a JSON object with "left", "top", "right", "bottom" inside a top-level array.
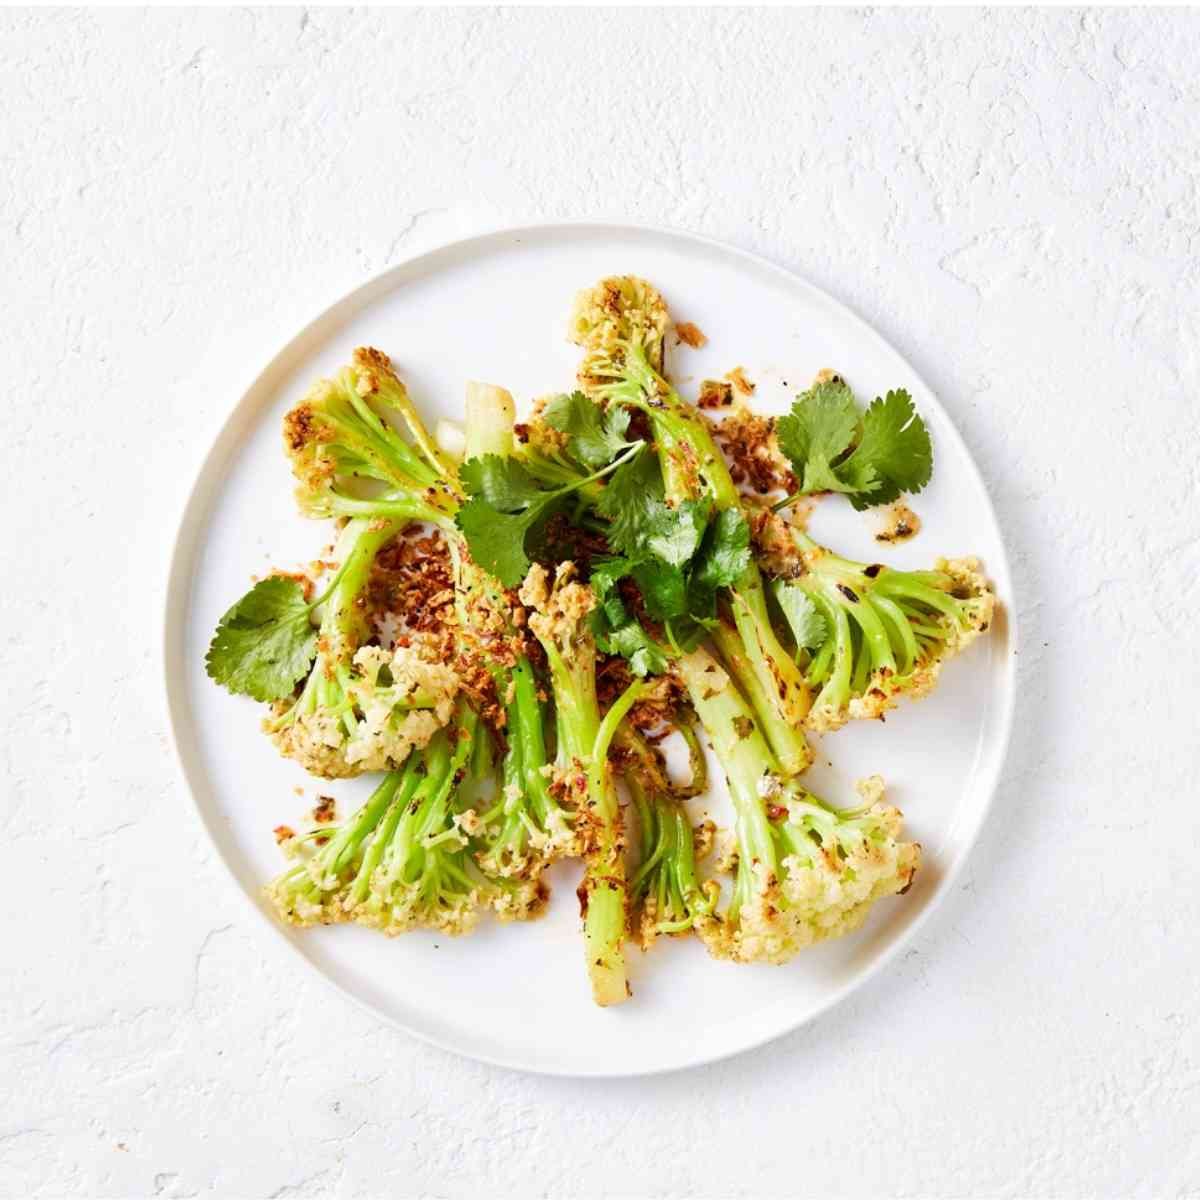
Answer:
[{"left": 164, "top": 223, "right": 1015, "bottom": 1076}]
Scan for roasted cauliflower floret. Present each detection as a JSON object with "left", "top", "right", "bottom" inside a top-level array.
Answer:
[{"left": 776, "top": 533, "right": 997, "bottom": 734}]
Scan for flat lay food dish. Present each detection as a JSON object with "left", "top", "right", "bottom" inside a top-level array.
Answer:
[{"left": 165, "top": 225, "right": 1014, "bottom": 1074}]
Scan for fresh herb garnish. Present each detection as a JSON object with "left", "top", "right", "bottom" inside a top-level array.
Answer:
[{"left": 775, "top": 379, "right": 932, "bottom": 510}]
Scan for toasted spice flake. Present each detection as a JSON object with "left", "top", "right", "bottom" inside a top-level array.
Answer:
[
  {"left": 726, "top": 366, "right": 756, "bottom": 396},
  {"left": 312, "top": 796, "right": 337, "bottom": 824},
  {"left": 369, "top": 530, "right": 455, "bottom": 648},
  {"left": 675, "top": 321, "right": 708, "bottom": 349},
  {"left": 273, "top": 825, "right": 295, "bottom": 845},
  {"left": 709, "top": 409, "right": 796, "bottom": 496},
  {"left": 698, "top": 379, "right": 734, "bottom": 409},
  {"left": 876, "top": 502, "right": 922, "bottom": 544}
]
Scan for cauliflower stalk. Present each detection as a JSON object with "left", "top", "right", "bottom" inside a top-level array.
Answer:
[
  {"left": 265, "top": 703, "right": 546, "bottom": 935},
  {"left": 521, "top": 561, "right": 647, "bottom": 1006},
  {"left": 620, "top": 723, "right": 719, "bottom": 950},
  {"left": 676, "top": 645, "right": 920, "bottom": 963},
  {"left": 775, "top": 530, "right": 995, "bottom": 732},
  {"left": 453, "top": 383, "right": 581, "bottom": 884}
]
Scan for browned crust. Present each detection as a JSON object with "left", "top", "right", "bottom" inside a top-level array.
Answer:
[
  {"left": 697, "top": 379, "right": 734, "bottom": 410},
  {"left": 725, "top": 366, "right": 755, "bottom": 396},
  {"left": 708, "top": 409, "right": 797, "bottom": 497}
]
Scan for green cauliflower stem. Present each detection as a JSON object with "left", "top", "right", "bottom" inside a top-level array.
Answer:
[
  {"left": 778, "top": 530, "right": 995, "bottom": 732},
  {"left": 620, "top": 723, "right": 719, "bottom": 950},
  {"left": 265, "top": 704, "right": 546, "bottom": 935},
  {"left": 521, "top": 561, "right": 644, "bottom": 1006},
  {"left": 676, "top": 645, "right": 920, "bottom": 964},
  {"left": 283, "top": 346, "right": 461, "bottom": 521}
]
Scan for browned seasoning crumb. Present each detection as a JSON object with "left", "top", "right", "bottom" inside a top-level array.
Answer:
[
  {"left": 675, "top": 321, "right": 708, "bottom": 349},
  {"left": 273, "top": 825, "right": 295, "bottom": 845},
  {"left": 266, "top": 569, "right": 315, "bottom": 601},
  {"left": 697, "top": 379, "right": 734, "bottom": 409},
  {"left": 726, "top": 366, "right": 756, "bottom": 396},
  {"left": 875, "top": 502, "right": 922, "bottom": 544},
  {"left": 708, "top": 408, "right": 796, "bottom": 496},
  {"left": 312, "top": 796, "right": 337, "bottom": 824},
  {"left": 293, "top": 786, "right": 304, "bottom": 796}
]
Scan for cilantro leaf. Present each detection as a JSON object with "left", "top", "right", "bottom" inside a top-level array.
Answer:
[
  {"left": 205, "top": 576, "right": 318, "bottom": 702},
  {"left": 596, "top": 449, "right": 663, "bottom": 558},
  {"left": 588, "top": 557, "right": 670, "bottom": 677},
  {"left": 645, "top": 500, "right": 707, "bottom": 567},
  {"left": 598, "top": 448, "right": 709, "bottom": 566},
  {"left": 775, "top": 379, "right": 859, "bottom": 493},
  {"left": 692, "top": 508, "right": 751, "bottom": 591},
  {"left": 775, "top": 585, "right": 828, "bottom": 651},
  {"left": 776, "top": 379, "right": 932, "bottom": 509},
  {"left": 631, "top": 559, "right": 687, "bottom": 621},
  {"left": 459, "top": 454, "right": 545, "bottom": 511},
  {"left": 542, "top": 392, "right": 632, "bottom": 470},
  {"left": 596, "top": 620, "right": 670, "bottom": 677},
  {"left": 589, "top": 557, "right": 633, "bottom": 623},
  {"left": 458, "top": 447, "right": 627, "bottom": 587},
  {"left": 839, "top": 389, "right": 932, "bottom": 510},
  {"left": 456, "top": 493, "right": 565, "bottom": 588}
]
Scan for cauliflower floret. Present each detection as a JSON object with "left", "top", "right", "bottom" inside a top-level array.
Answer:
[
  {"left": 359, "top": 887, "right": 487, "bottom": 938},
  {"left": 343, "top": 641, "right": 460, "bottom": 771},
  {"left": 476, "top": 779, "right": 578, "bottom": 880},
  {"left": 702, "top": 790, "right": 920, "bottom": 965},
  {"left": 267, "top": 638, "right": 460, "bottom": 778},
  {"left": 268, "top": 709, "right": 360, "bottom": 779},
  {"left": 489, "top": 876, "right": 551, "bottom": 923},
  {"left": 804, "top": 663, "right": 941, "bottom": 734},
  {"left": 520, "top": 562, "right": 595, "bottom": 652},
  {"left": 938, "top": 556, "right": 996, "bottom": 654},
  {"left": 569, "top": 275, "right": 670, "bottom": 368}
]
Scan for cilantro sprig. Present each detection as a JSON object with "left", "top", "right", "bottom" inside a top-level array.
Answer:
[
  {"left": 774, "top": 584, "right": 827, "bottom": 652},
  {"left": 775, "top": 378, "right": 932, "bottom": 511},
  {"left": 541, "top": 391, "right": 633, "bottom": 470},
  {"left": 205, "top": 576, "right": 319, "bottom": 702},
  {"left": 587, "top": 447, "right": 752, "bottom": 673},
  {"left": 456, "top": 442, "right": 642, "bottom": 587}
]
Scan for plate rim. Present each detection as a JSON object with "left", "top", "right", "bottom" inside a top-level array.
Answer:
[{"left": 162, "top": 219, "right": 1018, "bottom": 1077}]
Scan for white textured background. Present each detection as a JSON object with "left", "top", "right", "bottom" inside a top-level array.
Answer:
[{"left": 3, "top": 7, "right": 1198, "bottom": 1198}]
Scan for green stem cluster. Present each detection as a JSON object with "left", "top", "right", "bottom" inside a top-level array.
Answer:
[
  {"left": 783, "top": 530, "right": 991, "bottom": 726},
  {"left": 528, "top": 581, "right": 644, "bottom": 1006},
  {"left": 623, "top": 724, "right": 717, "bottom": 946},
  {"left": 267, "top": 703, "right": 530, "bottom": 934}
]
